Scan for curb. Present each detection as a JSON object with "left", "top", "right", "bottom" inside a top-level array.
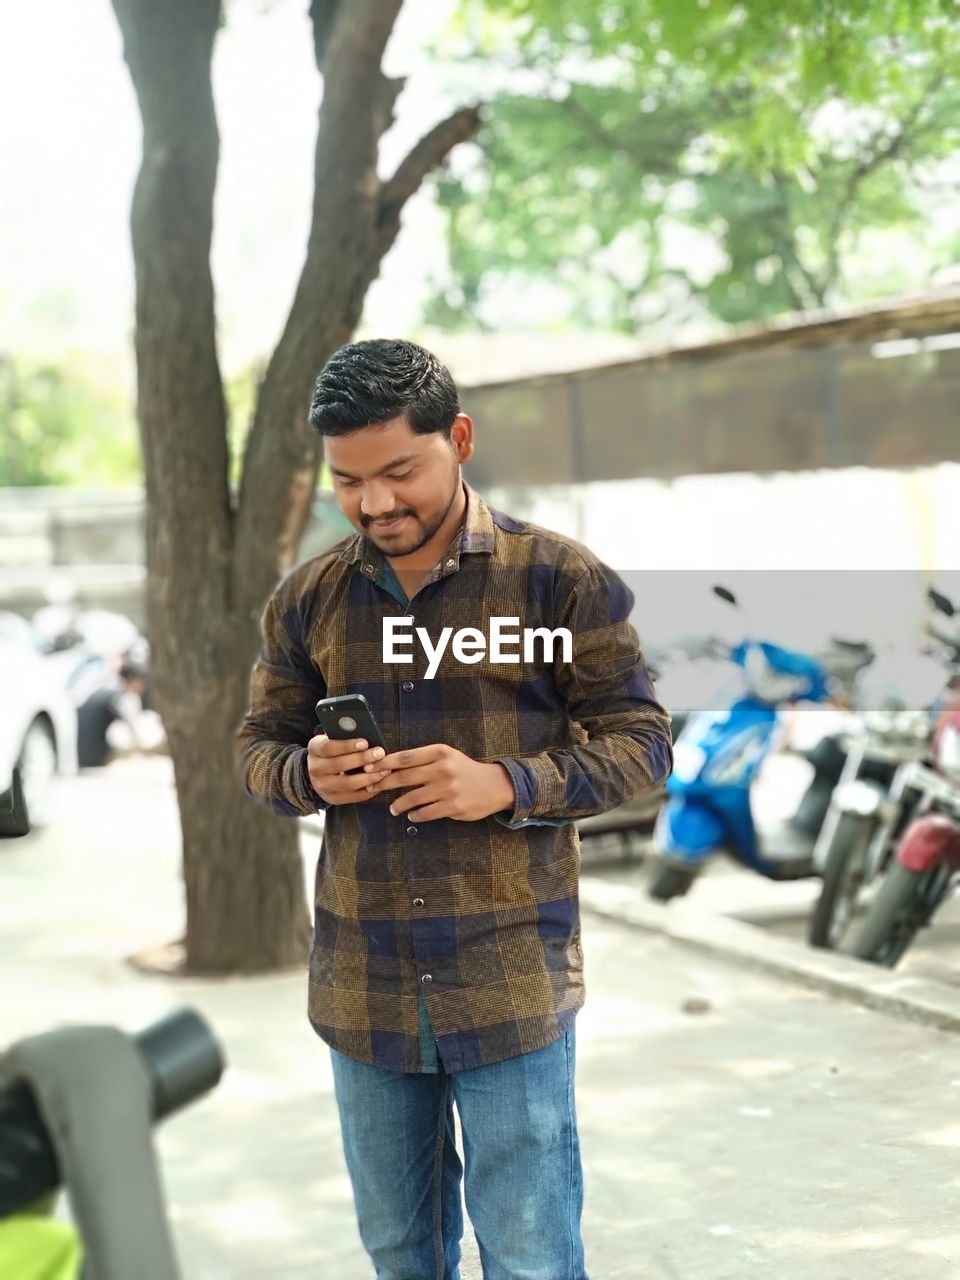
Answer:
[{"left": 578, "top": 874, "right": 960, "bottom": 1035}]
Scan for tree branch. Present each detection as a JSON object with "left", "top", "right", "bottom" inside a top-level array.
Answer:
[
  {"left": 233, "top": 0, "right": 481, "bottom": 618},
  {"left": 775, "top": 244, "right": 821, "bottom": 311},
  {"left": 819, "top": 80, "right": 939, "bottom": 290},
  {"left": 557, "top": 80, "right": 750, "bottom": 177},
  {"left": 601, "top": 263, "right": 694, "bottom": 334},
  {"left": 233, "top": 0, "right": 409, "bottom": 615},
  {"left": 841, "top": 89, "right": 934, "bottom": 202},
  {"left": 559, "top": 90, "right": 632, "bottom": 159},
  {"left": 309, "top": 0, "right": 343, "bottom": 70},
  {"left": 378, "top": 105, "right": 483, "bottom": 250},
  {"left": 768, "top": 170, "right": 829, "bottom": 308}
]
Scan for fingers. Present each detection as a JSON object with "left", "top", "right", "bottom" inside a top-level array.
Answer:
[
  {"left": 319, "top": 768, "right": 391, "bottom": 803},
  {"left": 307, "top": 734, "right": 390, "bottom": 805},
  {"left": 309, "top": 740, "right": 457, "bottom": 808},
  {"left": 388, "top": 785, "right": 441, "bottom": 816},
  {"left": 308, "top": 733, "right": 375, "bottom": 759},
  {"left": 363, "top": 760, "right": 452, "bottom": 798},
  {"left": 398, "top": 801, "right": 451, "bottom": 823},
  {"left": 361, "top": 774, "right": 400, "bottom": 797},
  {"left": 308, "top": 735, "right": 386, "bottom": 775},
  {"left": 377, "top": 745, "right": 445, "bottom": 771},
  {"left": 339, "top": 768, "right": 391, "bottom": 793},
  {"left": 365, "top": 764, "right": 435, "bottom": 790}
]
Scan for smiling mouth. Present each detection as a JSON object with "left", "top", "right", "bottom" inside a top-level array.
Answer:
[{"left": 371, "top": 516, "right": 410, "bottom": 533}]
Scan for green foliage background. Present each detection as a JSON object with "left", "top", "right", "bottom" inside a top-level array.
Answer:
[
  {"left": 0, "top": 354, "right": 141, "bottom": 487},
  {"left": 430, "top": 0, "right": 960, "bottom": 331},
  {"left": 5, "top": 2, "right": 960, "bottom": 484}
]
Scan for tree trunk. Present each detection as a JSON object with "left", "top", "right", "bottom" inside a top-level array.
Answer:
[
  {"left": 111, "top": 0, "right": 479, "bottom": 973},
  {"left": 112, "top": 0, "right": 309, "bottom": 972},
  {"left": 172, "top": 683, "right": 311, "bottom": 974}
]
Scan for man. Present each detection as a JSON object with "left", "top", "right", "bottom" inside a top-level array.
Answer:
[
  {"left": 236, "top": 339, "right": 672, "bottom": 1279},
  {"left": 76, "top": 661, "right": 147, "bottom": 769}
]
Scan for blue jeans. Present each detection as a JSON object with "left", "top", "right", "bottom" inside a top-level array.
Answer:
[{"left": 330, "top": 1026, "right": 588, "bottom": 1280}]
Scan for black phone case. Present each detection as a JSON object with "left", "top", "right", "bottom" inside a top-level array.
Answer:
[{"left": 314, "top": 694, "right": 386, "bottom": 751}]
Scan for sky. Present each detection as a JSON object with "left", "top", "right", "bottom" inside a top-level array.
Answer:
[{"left": 0, "top": 0, "right": 466, "bottom": 371}]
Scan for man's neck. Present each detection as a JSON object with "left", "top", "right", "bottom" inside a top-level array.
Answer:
[
  {"left": 388, "top": 483, "right": 467, "bottom": 572},
  {"left": 387, "top": 482, "right": 467, "bottom": 598}
]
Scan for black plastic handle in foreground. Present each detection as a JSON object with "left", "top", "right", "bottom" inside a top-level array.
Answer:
[
  {"left": 0, "top": 1007, "right": 225, "bottom": 1219},
  {"left": 135, "top": 1008, "right": 225, "bottom": 1122}
]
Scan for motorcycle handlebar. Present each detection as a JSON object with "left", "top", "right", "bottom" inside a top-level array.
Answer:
[
  {"left": 926, "top": 618, "right": 960, "bottom": 663},
  {"left": 134, "top": 1008, "right": 225, "bottom": 1121},
  {"left": 0, "top": 1008, "right": 225, "bottom": 1219}
]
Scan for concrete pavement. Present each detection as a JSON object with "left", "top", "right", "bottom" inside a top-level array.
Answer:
[{"left": 3, "top": 759, "right": 960, "bottom": 1278}]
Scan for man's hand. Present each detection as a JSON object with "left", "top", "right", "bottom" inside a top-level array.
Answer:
[
  {"left": 307, "top": 735, "right": 390, "bottom": 806},
  {"left": 365, "top": 745, "right": 516, "bottom": 823}
]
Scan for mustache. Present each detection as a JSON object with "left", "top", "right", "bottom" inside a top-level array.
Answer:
[{"left": 362, "top": 510, "right": 415, "bottom": 528}]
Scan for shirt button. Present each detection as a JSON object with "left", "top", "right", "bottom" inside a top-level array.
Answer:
[
  {"left": 406, "top": 825, "right": 418, "bottom": 836},
  {"left": 446, "top": 558, "right": 455, "bottom": 568},
  {"left": 364, "top": 563, "right": 375, "bottom": 574},
  {"left": 402, "top": 681, "right": 414, "bottom": 692},
  {"left": 421, "top": 973, "right": 432, "bottom": 985},
  {"left": 413, "top": 897, "right": 425, "bottom": 908}
]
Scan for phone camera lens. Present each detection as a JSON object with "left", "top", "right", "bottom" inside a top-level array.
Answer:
[{"left": 338, "top": 716, "right": 358, "bottom": 732}]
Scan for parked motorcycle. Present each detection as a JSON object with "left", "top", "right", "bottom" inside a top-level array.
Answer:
[
  {"left": 646, "top": 632, "right": 741, "bottom": 746},
  {"left": 848, "top": 699, "right": 960, "bottom": 967},
  {"left": 807, "top": 712, "right": 931, "bottom": 949},
  {"left": 647, "top": 585, "right": 874, "bottom": 901},
  {"left": 808, "top": 587, "right": 960, "bottom": 949}
]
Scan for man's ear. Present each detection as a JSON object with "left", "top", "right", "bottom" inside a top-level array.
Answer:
[{"left": 450, "top": 413, "right": 474, "bottom": 464}]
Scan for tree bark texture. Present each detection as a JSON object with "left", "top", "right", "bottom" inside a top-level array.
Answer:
[{"left": 111, "top": 0, "right": 479, "bottom": 972}]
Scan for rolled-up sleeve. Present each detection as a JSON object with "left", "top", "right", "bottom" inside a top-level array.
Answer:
[
  {"left": 235, "top": 588, "right": 327, "bottom": 818},
  {"left": 494, "top": 561, "right": 672, "bottom": 827}
]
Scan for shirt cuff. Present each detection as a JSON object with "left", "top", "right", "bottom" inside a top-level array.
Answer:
[
  {"left": 287, "top": 748, "right": 326, "bottom": 815},
  {"left": 493, "top": 812, "right": 573, "bottom": 831},
  {"left": 491, "top": 755, "right": 573, "bottom": 829}
]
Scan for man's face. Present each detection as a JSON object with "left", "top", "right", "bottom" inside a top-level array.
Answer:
[{"left": 325, "top": 414, "right": 472, "bottom": 558}]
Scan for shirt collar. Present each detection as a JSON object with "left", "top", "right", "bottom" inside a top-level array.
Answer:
[{"left": 338, "top": 482, "right": 495, "bottom": 577}]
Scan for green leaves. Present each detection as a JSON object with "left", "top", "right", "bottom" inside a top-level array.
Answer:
[
  {"left": 434, "top": 0, "right": 960, "bottom": 331},
  {"left": 0, "top": 356, "right": 141, "bottom": 487}
]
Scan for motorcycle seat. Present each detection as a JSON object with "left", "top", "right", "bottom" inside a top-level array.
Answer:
[
  {"left": 754, "top": 819, "right": 817, "bottom": 880},
  {"left": 830, "top": 636, "right": 872, "bottom": 652}
]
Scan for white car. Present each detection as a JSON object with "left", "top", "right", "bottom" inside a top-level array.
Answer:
[{"left": 0, "top": 613, "right": 77, "bottom": 835}]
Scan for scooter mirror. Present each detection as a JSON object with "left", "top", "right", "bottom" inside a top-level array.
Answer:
[
  {"left": 928, "top": 587, "right": 955, "bottom": 617},
  {"left": 713, "top": 585, "right": 737, "bottom": 607}
]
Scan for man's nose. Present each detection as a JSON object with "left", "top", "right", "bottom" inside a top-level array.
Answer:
[{"left": 359, "top": 480, "right": 396, "bottom": 519}]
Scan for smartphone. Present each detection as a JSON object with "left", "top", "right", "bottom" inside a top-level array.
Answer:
[{"left": 314, "top": 694, "right": 386, "bottom": 773}]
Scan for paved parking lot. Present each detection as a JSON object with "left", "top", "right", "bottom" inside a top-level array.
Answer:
[{"left": 5, "top": 758, "right": 960, "bottom": 1278}]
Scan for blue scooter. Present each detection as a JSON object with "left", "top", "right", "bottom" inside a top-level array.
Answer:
[{"left": 648, "top": 585, "right": 844, "bottom": 901}]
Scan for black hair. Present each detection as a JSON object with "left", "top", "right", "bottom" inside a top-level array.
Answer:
[{"left": 308, "top": 339, "right": 460, "bottom": 437}]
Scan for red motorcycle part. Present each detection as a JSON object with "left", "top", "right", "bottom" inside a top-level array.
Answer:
[{"left": 897, "top": 813, "right": 960, "bottom": 874}]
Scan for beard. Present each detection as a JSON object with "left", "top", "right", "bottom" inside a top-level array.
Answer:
[{"left": 364, "top": 462, "right": 461, "bottom": 558}]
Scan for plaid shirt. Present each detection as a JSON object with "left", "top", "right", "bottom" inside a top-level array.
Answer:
[{"left": 236, "top": 484, "right": 672, "bottom": 1073}]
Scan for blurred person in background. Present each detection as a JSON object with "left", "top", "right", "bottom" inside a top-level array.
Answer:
[{"left": 76, "top": 661, "right": 148, "bottom": 769}]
